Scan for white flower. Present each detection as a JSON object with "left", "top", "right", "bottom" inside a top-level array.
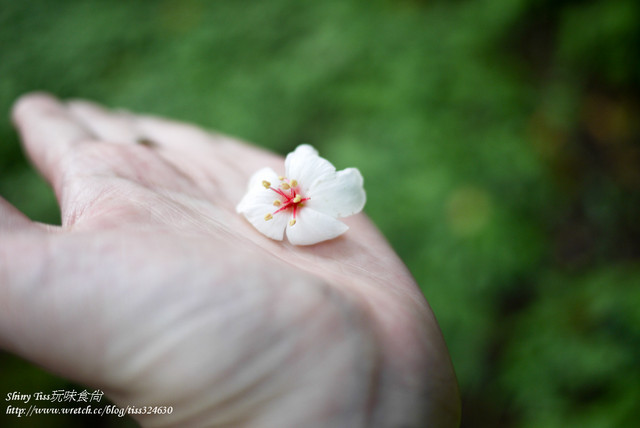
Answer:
[{"left": 236, "top": 144, "right": 366, "bottom": 245}]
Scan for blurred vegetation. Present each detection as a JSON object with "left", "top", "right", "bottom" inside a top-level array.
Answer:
[{"left": 1, "top": 0, "right": 639, "bottom": 427}]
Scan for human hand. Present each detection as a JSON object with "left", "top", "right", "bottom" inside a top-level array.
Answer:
[{"left": 0, "top": 93, "right": 460, "bottom": 427}]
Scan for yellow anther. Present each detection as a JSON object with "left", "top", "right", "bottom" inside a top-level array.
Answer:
[
  {"left": 264, "top": 213, "right": 273, "bottom": 221},
  {"left": 262, "top": 180, "right": 271, "bottom": 189},
  {"left": 273, "top": 200, "right": 281, "bottom": 207},
  {"left": 290, "top": 179, "right": 298, "bottom": 187},
  {"left": 281, "top": 183, "right": 290, "bottom": 190},
  {"left": 293, "top": 195, "right": 302, "bottom": 203},
  {"left": 289, "top": 219, "right": 296, "bottom": 226},
  {"left": 278, "top": 176, "right": 285, "bottom": 181}
]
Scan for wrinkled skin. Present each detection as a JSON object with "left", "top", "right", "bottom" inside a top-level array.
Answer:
[{"left": 0, "top": 93, "right": 460, "bottom": 427}]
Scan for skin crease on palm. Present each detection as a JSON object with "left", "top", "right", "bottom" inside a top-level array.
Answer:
[{"left": 0, "top": 93, "right": 461, "bottom": 427}]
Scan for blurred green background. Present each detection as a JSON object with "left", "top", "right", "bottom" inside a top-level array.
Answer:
[{"left": 1, "top": 0, "right": 639, "bottom": 426}]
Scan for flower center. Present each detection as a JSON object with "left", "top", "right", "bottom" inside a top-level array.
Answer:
[{"left": 262, "top": 177, "right": 310, "bottom": 226}]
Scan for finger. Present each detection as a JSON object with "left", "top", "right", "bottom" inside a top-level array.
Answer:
[
  {"left": 125, "top": 114, "right": 285, "bottom": 205},
  {"left": 12, "top": 93, "right": 94, "bottom": 192},
  {"left": 133, "top": 114, "right": 228, "bottom": 151},
  {"left": 67, "top": 99, "right": 139, "bottom": 145},
  {"left": 65, "top": 103, "right": 272, "bottom": 192},
  {"left": 135, "top": 115, "right": 284, "bottom": 175}
]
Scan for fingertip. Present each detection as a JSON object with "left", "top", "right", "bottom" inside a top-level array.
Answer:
[
  {"left": 11, "top": 92, "right": 62, "bottom": 124},
  {"left": 10, "top": 93, "right": 95, "bottom": 194},
  {"left": 67, "top": 99, "right": 134, "bottom": 121},
  {"left": 65, "top": 98, "right": 106, "bottom": 124},
  {"left": 66, "top": 98, "right": 104, "bottom": 114},
  {"left": 66, "top": 99, "right": 140, "bottom": 144}
]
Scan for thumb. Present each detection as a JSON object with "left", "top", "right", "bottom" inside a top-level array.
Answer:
[
  {"left": 0, "top": 197, "right": 97, "bottom": 385},
  {"left": 0, "top": 195, "right": 47, "bottom": 357},
  {"left": 0, "top": 196, "right": 35, "bottom": 232}
]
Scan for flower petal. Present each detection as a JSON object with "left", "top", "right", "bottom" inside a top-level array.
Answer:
[
  {"left": 285, "top": 208, "right": 349, "bottom": 246},
  {"left": 306, "top": 168, "right": 366, "bottom": 218},
  {"left": 245, "top": 167, "right": 281, "bottom": 192},
  {"left": 237, "top": 188, "right": 289, "bottom": 241},
  {"left": 284, "top": 145, "right": 335, "bottom": 193}
]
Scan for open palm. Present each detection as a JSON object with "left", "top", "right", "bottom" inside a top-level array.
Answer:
[{"left": 0, "top": 93, "right": 459, "bottom": 427}]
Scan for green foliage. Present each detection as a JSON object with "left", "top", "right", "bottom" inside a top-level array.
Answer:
[
  {"left": 1, "top": 0, "right": 638, "bottom": 427},
  {"left": 501, "top": 267, "right": 640, "bottom": 428}
]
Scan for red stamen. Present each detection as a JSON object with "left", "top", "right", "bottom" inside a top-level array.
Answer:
[
  {"left": 270, "top": 187, "right": 289, "bottom": 199},
  {"left": 266, "top": 179, "right": 310, "bottom": 223}
]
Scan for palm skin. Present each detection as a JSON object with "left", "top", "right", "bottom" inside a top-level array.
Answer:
[{"left": 0, "top": 93, "right": 460, "bottom": 427}]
